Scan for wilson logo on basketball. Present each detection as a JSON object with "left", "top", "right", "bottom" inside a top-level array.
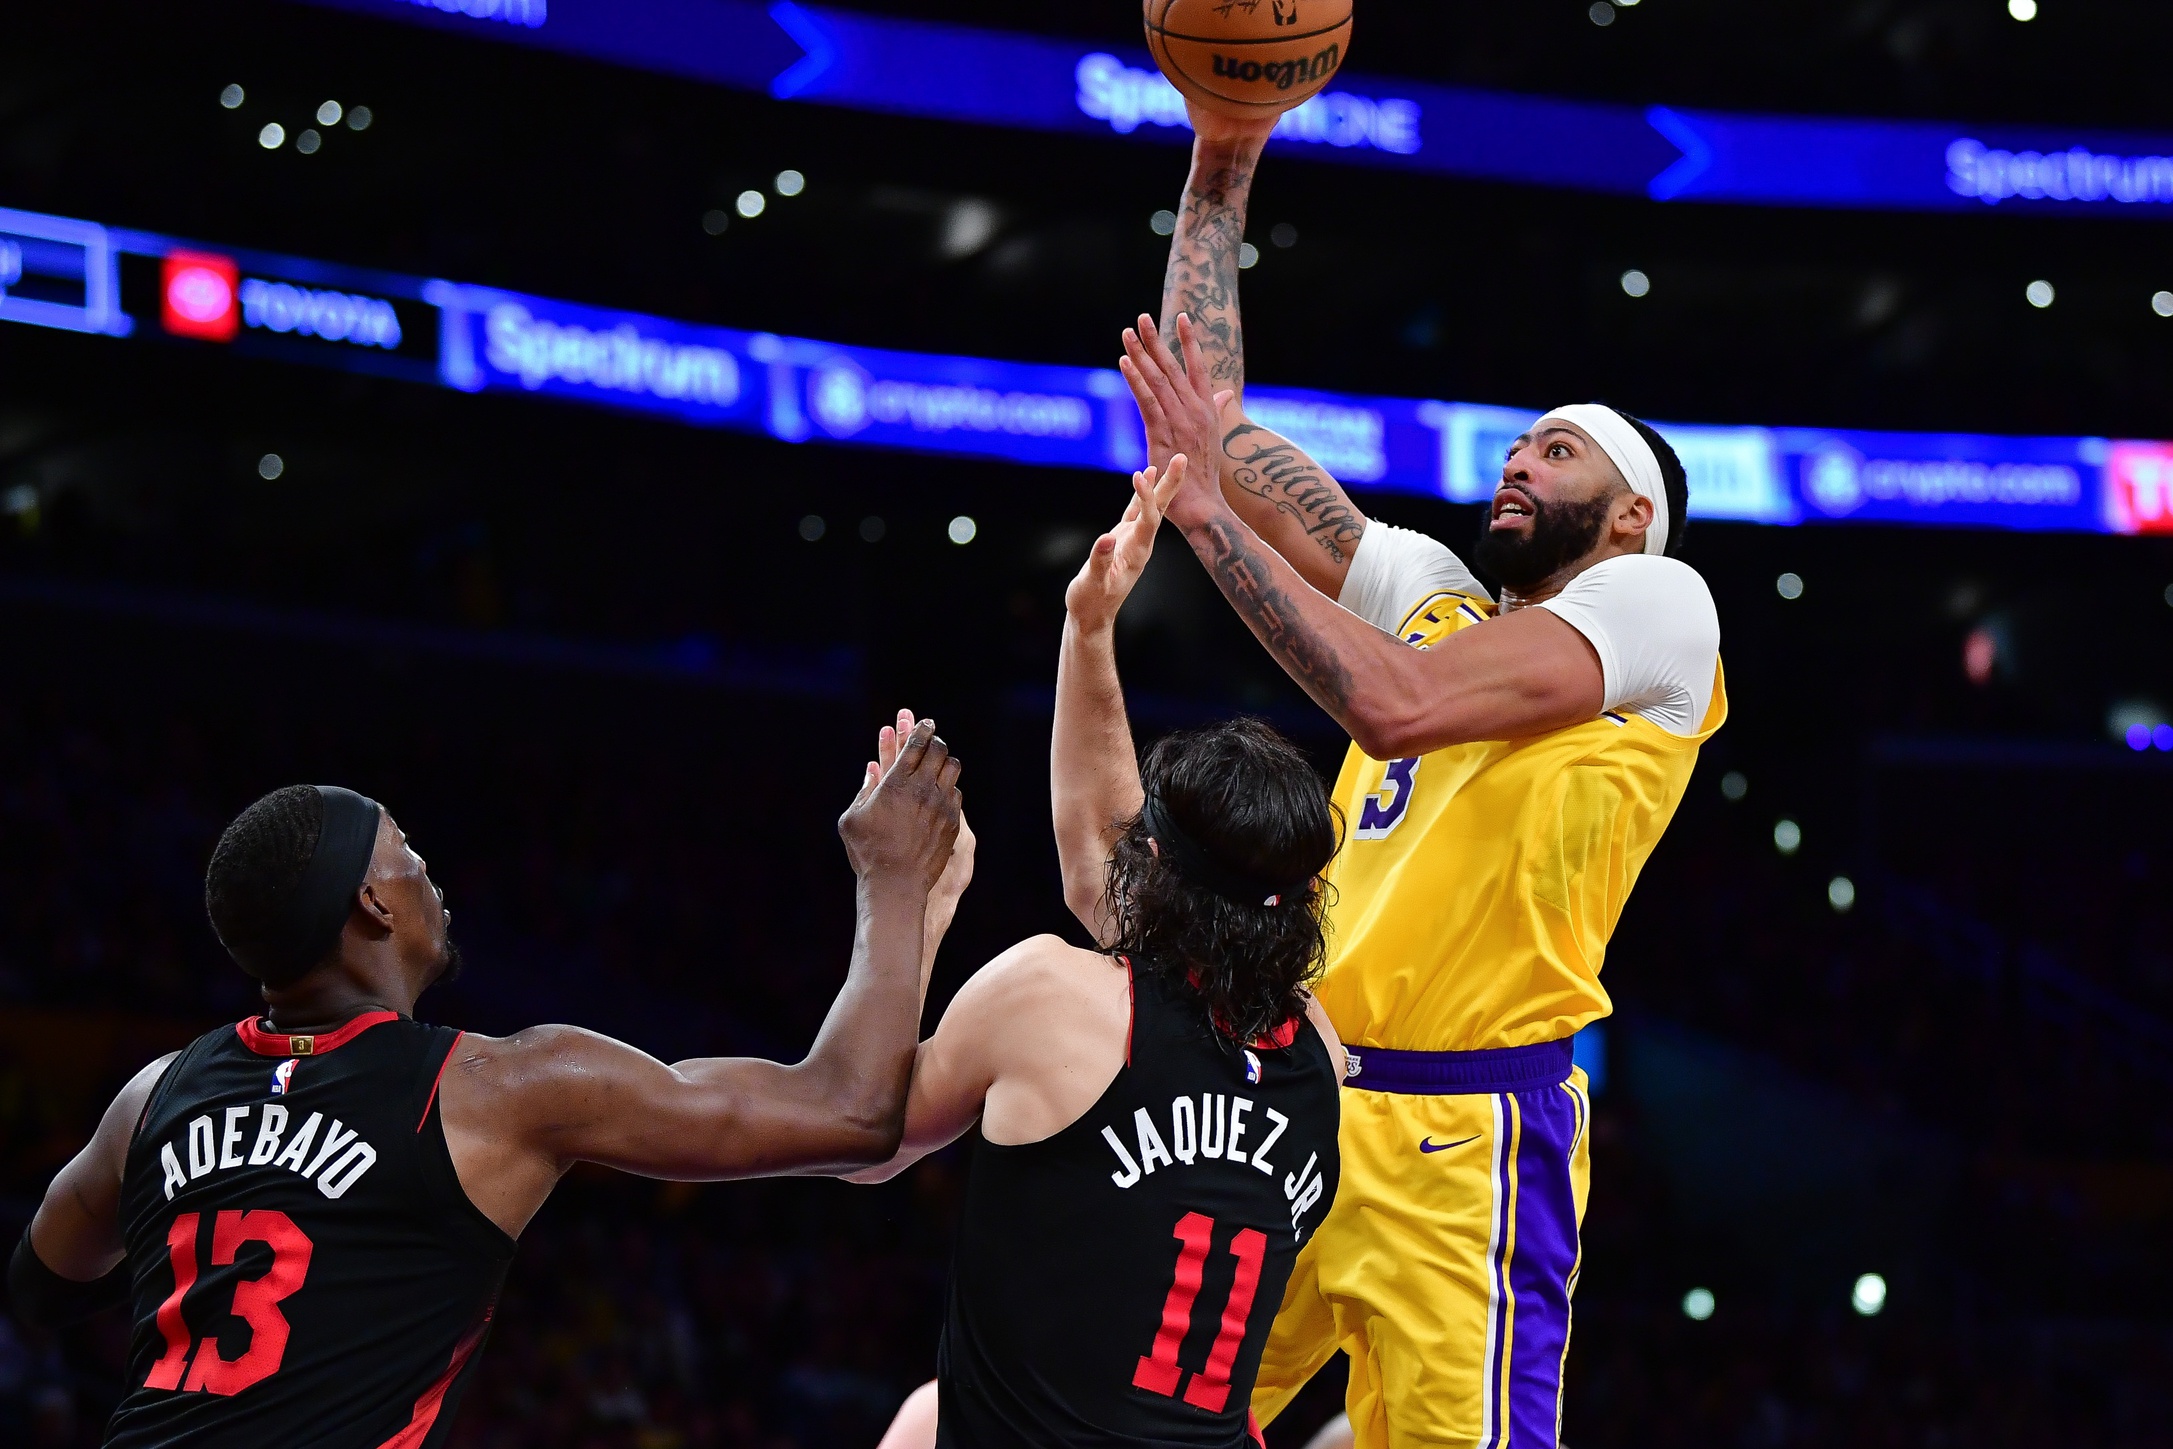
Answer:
[{"left": 1211, "top": 44, "right": 1340, "bottom": 91}]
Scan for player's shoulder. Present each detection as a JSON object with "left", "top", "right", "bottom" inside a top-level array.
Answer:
[
  {"left": 1572, "top": 554, "right": 1719, "bottom": 628},
  {"left": 1583, "top": 550, "right": 1710, "bottom": 590},
  {"left": 957, "top": 935, "right": 1122, "bottom": 1013},
  {"left": 113, "top": 1049, "right": 183, "bottom": 1148},
  {"left": 445, "top": 1024, "right": 621, "bottom": 1093}
]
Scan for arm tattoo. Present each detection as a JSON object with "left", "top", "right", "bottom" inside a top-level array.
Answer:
[
  {"left": 1221, "top": 422, "right": 1365, "bottom": 566},
  {"left": 1160, "top": 151, "right": 1258, "bottom": 391},
  {"left": 1194, "top": 516, "right": 1355, "bottom": 717}
]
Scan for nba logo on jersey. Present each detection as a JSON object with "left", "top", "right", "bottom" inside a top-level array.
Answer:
[
  {"left": 1243, "top": 1049, "right": 1262, "bottom": 1085},
  {"left": 270, "top": 1058, "right": 298, "bottom": 1096}
]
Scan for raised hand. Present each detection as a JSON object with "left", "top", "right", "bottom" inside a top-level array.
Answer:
[
  {"left": 868, "top": 709, "right": 977, "bottom": 935},
  {"left": 1119, "top": 314, "right": 1232, "bottom": 529},
  {"left": 925, "top": 811, "right": 977, "bottom": 946},
  {"left": 1065, "top": 459, "right": 1188, "bottom": 634},
  {"left": 839, "top": 717, "right": 964, "bottom": 893}
]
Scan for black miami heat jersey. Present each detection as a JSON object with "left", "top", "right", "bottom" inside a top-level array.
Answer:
[
  {"left": 937, "top": 958, "right": 1341, "bottom": 1448},
  {"left": 106, "top": 1011, "right": 514, "bottom": 1449}
]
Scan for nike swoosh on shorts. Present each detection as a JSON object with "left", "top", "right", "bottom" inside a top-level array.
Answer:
[{"left": 1418, "top": 1134, "right": 1481, "bottom": 1153}]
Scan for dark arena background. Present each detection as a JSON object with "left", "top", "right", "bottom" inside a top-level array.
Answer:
[{"left": 5, "top": 2, "right": 2173, "bottom": 1445}]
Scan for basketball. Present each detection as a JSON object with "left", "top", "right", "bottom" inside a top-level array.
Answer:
[{"left": 1144, "top": 0, "right": 1353, "bottom": 121}]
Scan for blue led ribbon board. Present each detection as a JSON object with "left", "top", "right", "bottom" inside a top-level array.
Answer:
[
  {"left": 0, "top": 207, "right": 129, "bottom": 336},
  {"left": 293, "top": 0, "right": 2173, "bottom": 216},
  {"left": 9, "top": 203, "right": 2173, "bottom": 537}
]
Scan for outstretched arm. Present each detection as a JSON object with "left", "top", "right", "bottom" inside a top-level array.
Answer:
[
  {"left": 1052, "top": 462, "right": 1187, "bottom": 941},
  {"left": 440, "top": 718, "right": 966, "bottom": 1238},
  {"left": 14, "top": 1052, "right": 177, "bottom": 1322},
  {"left": 1134, "top": 324, "right": 1605, "bottom": 756},
  {"left": 841, "top": 935, "right": 1074, "bottom": 1185},
  {"left": 1150, "top": 112, "right": 1368, "bottom": 592}
]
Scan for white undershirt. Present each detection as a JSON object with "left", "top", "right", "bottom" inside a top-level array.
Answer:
[{"left": 1336, "top": 523, "right": 1721, "bottom": 736}]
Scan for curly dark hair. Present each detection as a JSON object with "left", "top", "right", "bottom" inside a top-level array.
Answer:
[
  {"left": 1107, "top": 718, "right": 1342, "bottom": 1044},
  {"left": 205, "top": 784, "right": 326, "bottom": 987}
]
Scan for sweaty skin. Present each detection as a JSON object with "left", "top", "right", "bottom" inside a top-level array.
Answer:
[{"left": 28, "top": 715, "right": 969, "bottom": 1275}]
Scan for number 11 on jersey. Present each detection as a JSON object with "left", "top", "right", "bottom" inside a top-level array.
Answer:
[{"left": 1132, "top": 1212, "right": 1268, "bottom": 1414}]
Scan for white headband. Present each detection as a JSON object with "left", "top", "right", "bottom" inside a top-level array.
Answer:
[{"left": 1534, "top": 404, "right": 1670, "bottom": 557}]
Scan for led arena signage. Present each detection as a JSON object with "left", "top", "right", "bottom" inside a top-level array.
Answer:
[
  {"left": 295, "top": 0, "right": 2173, "bottom": 218},
  {"left": 3, "top": 201, "right": 2167, "bottom": 537},
  {"left": 161, "top": 252, "right": 241, "bottom": 341},
  {"left": 111, "top": 233, "right": 440, "bottom": 383}
]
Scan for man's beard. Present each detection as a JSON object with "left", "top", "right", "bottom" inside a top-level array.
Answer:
[
  {"left": 436, "top": 937, "right": 466, "bottom": 987},
  {"left": 1472, "top": 489, "right": 1614, "bottom": 592}
]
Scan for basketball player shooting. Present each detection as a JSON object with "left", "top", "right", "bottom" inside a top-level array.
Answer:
[
  {"left": 1111, "top": 104, "right": 1726, "bottom": 1449},
  {"left": 866, "top": 459, "right": 1345, "bottom": 1449},
  {"left": 9, "top": 717, "right": 965, "bottom": 1449}
]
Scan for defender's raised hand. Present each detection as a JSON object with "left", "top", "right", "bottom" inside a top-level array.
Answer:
[
  {"left": 839, "top": 717, "right": 963, "bottom": 894},
  {"left": 866, "top": 709, "right": 978, "bottom": 957},
  {"left": 1065, "top": 459, "right": 1188, "bottom": 635}
]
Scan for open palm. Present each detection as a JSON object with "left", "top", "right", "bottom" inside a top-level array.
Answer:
[{"left": 1065, "top": 458, "right": 1189, "bottom": 634}]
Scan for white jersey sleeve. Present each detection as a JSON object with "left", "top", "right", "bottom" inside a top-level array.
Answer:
[
  {"left": 1535, "top": 555, "right": 1720, "bottom": 736},
  {"left": 1336, "top": 522, "right": 1494, "bottom": 634}
]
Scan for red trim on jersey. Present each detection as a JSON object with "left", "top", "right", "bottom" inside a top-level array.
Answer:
[
  {"left": 234, "top": 1009, "right": 400, "bottom": 1058},
  {"left": 374, "top": 1310, "right": 491, "bottom": 1449},
  {"left": 1246, "top": 1411, "right": 1267, "bottom": 1448},
  {"left": 417, "top": 1032, "right": 466, "bottom": 1132},
  {"left": 1118, "top": 955, "right": 1136, "bottom": 1067},
  {"left": 1181, "top": 967, "right": 1302, "bottom": 1049}
]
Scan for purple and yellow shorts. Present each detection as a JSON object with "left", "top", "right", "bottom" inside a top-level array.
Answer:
[{"left": 1252, "top": 1040, "right": 1591, "bottom": 1449}]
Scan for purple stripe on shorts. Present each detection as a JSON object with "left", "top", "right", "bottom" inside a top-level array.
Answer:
[{"left": 1504, "top": 1082, "right": 1584, "bottom": 1447}]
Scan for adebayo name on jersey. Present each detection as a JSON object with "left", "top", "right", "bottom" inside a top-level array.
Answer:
[
  {"left": 152, "top": 1102, "right": 379, "bottom": 1202},
  {"left": 1100, "top": 1091, "right": 1328, "bottom": 1238}
]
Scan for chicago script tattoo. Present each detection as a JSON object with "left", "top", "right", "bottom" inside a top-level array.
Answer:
[
  {"left": 1221, "top": 422, "right": 1364, "bottom": 565},
  {"left": 1194, "top": 517, "right": 1355, "bottom": 715}
]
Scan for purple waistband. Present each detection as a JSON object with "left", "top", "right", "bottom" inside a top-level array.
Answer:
[{"left": 1342, "top": 1038, "right": 1574, "bottom": 1095}]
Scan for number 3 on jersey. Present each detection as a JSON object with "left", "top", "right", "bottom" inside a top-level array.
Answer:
[
  {"left": 1355, "top": 757, "right": 1420, "bottom": 840},
  {"left": 1132, "top": 1212, "right": 1268, "bottom": 1414}
]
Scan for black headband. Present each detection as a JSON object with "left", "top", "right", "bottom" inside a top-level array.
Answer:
[
  {"left": 260, "top": 786, "right": 382, "bottom": 980},
  {"left": 1140, "top": 792, "right": 1308, "bottom": 908}
]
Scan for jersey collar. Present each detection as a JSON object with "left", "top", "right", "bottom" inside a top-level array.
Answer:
[{"left": 235, "top": 1009, "right": 401, "bottom": 1058}]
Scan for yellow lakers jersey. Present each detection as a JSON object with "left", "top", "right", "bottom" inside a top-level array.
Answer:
[{"left": 1318, "top": 588, "right": 1727, "bottom": 1053}]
